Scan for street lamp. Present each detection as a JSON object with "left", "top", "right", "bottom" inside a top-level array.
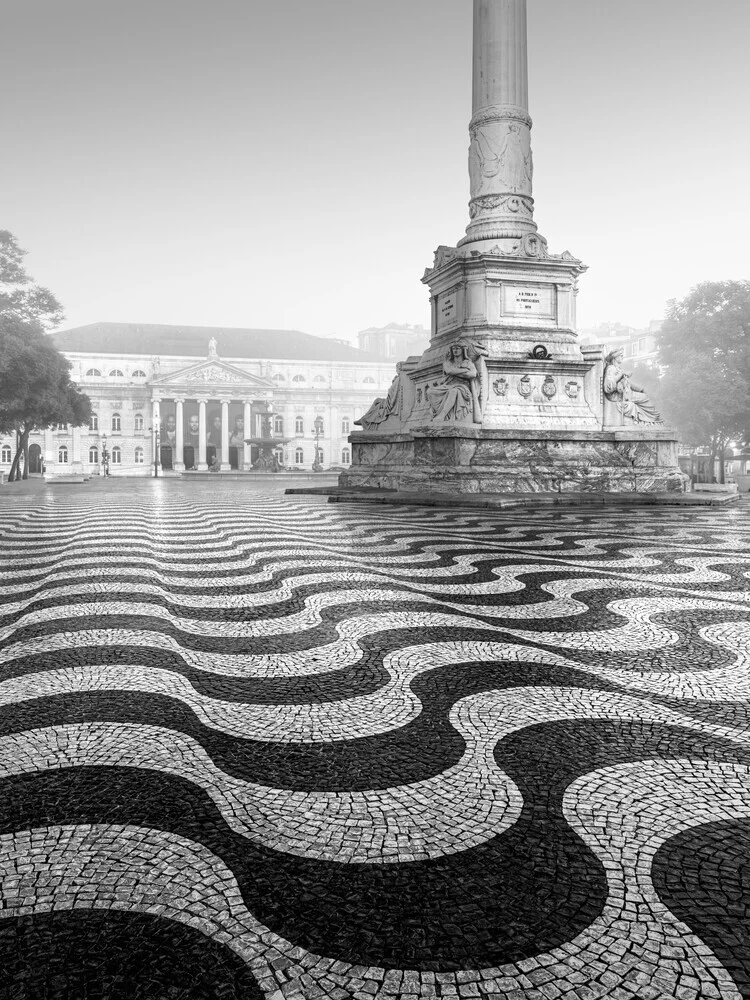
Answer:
[
  {"left": 101, "top": 432, "right": 109, "bottom": 477},
  {"left": 313, "top": 415, "right": 324, "bottom": 472}
]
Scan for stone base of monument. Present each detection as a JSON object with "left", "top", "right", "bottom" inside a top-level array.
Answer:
[{"left": 340, "top": 427, "right": 686, "bottom": 494}]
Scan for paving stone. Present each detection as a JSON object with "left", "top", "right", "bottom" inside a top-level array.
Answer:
[{"left": 0, "top": 481, "right": 748, "bottom": 999}]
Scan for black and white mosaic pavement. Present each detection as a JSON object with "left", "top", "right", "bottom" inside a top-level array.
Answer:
[{"left": 0, "top": 478, "right": 749, "bottom": 999}]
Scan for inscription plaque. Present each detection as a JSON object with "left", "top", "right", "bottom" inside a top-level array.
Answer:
[
  {"left": 503, "top": 285, "right": 556, "bottom": 320},
  {"left": 437, "top": 293, "right": 458, "bottom": 331}
]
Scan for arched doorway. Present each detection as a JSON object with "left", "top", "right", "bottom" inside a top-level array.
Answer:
[{"left": 28, "top": 443, "right": 43, "bottom": 475}]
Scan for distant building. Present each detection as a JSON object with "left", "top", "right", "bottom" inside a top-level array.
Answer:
[
  {"left": 578, "top": 320, "right": 661, "bottom": 369},
  {"left": 357, "top": 323, "right": 430, "bottom": 360},
  {"left": 1, "top": 323, "right": 398, "bottom": 478}
]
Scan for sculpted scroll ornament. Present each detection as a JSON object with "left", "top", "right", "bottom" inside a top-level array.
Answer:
[
  {"left": 469, "top": 194, "right": 534, "bottom": 220},
  {"left": 426, "top": 342, "right": 490, "bottom": 424}
]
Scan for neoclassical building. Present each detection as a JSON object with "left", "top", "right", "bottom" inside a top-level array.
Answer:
[{"left": 3, "top": 323, "right": 397, "bottom": 477}]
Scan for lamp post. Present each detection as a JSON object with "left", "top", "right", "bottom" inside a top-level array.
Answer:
[
  {"left": 313, "top": 415, "right": 324, "bottom": 472},
  {"left": 101, "top": 433, "right": 109, "bottom": 477}
]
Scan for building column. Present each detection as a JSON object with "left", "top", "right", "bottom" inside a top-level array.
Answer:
[
  {"left": 174, "top": 398, "right": 185, "bottom": 472},
  {"left": 198, "top": 399, "right": 207, "bottom": 470},
  {"left": 243, "top": 400, "right": 252, "bottom": 470},
  {"left": 70, "top": 425, "right": 83, "bottom": 475},
  {"left": 152, "top": 399, "right": 161, "bottom": 476},
  {"left": 220, "top": 398, "right": 230, "bottom": 471},
  {"left": 461, "top": 0, "right": 537, "bottom": 246}
]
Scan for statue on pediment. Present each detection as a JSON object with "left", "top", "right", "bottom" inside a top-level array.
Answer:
[{"left": 208, "top": 336, "right": 218, "bottom": 359}]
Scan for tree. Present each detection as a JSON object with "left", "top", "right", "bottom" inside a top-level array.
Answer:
[
  {"left": 653, "top": 281, "right": 750, "bottom": 482},
  {"left": 0, "top": 230, "right": 64, "bottom": 329},
  {"left": 0, "top": 232, "right": 90, "bottom": 480}
]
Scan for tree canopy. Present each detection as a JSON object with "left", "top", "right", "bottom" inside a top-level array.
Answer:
[
  {"left": 653, "top": 280, "right": 750, "bottom": 480},
  {"left": 0, "top": 230, "right": 64, "bottom": 329},
  {"left": 0, "top": 232, "right": 91, "bottom": 480}
]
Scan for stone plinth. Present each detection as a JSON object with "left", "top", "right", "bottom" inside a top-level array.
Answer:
[{"left": 341, "top": 427, "right": 685, "bottom": 495}]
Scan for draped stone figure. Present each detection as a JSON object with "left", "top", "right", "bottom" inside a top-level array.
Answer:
[
  {"left": 426, "top": 341, "right": 490, "bottom": 423},
  {"left": 603, "top": 349, "right": 662, "bottom": 425},
  {"left": 355, "top": 362, "right": 408, "bottom": 430}
]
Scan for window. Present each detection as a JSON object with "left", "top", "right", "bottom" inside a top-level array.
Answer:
[
  {"left": 111, "top": 413, "right": 121, "bottom": 432},
  {"left": 58, "top": 445, "right": 68, "bottom": 464},
  {"left": 85, "top": 368, "right": 101, "bottom": 377},
  {"left": 341, "top": 417, "right": 350, "bottom": 435},
  {"left": 363, "top": 376, "right": 376, "bottom": 384},
  {"left": 316, "top": 448, "right": 324, "bottom": 464},
  {"left": 342, "top": 448, "right": 351, "bottom": 464},
  {"left": 111, "top": 446, "right": 122, "bottom": 465},
  {"left": 313, "top": 375, "right": 326, "bottom": 383},
  {"left": 134, "top": 413, "right": 144, "bottom": 432},
  {"left": 89, "top": 413, "right": 99, "bottom": 431},
  {"left": 134, "top": 447, "right": 144, "bottom": 464},
  {"left": 109, "top": 369, "right": 124, "bottom": 378},
  {"left": 273, "top": 415, "right": 284, "bottom": 434},
  {"left": 295, "top": 447, "right": 304, "bottom": 464},
  {"left": 1, "top": 445, "right": 11, "bottom": 463},
  {"left": 132, "top": 369, "right": 146, "bottom": 378},
  {"left": 294, "top": 416, "right": 304, "bottom": 434},
  {"left": 273, "top": 447, "right": 283, "bottom": 464},
  {"left": 88, "top": 446, "right": 99, "bottom": 464},
  {"left": 292, "top": 374, "right": 305, "bottom": 383},
  {"left": 272, "top": 373, "right": 285, "bottom": 382},
  {"left": 57, "top": 423, "right": 68, "bottom": 432}
]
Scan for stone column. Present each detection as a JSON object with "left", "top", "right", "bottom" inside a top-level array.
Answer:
[
  {"left": 243, "top": 400, "right": 252, "bottom": 470},
  {"left": 461, "top": 0, "right": 537, "bottom": 246},
  {"left": 152, "top": 400, "right": 161, "bottom": 474},
  {"left": 70, "top": 425, "right": 83, "bottom": 475},
  {"left": 198, "top": 399, "right": 207, "bottom": 470},
  {"left": 174, "top": 398, "right": 185, "bottom": 472},
  {"left": 220, "top": 399, "right": 230, "bottom": 471}
]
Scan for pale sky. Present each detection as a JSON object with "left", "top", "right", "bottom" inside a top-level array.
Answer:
[{"left": 3, "top": 0, "right": 749, "bottom": 341}]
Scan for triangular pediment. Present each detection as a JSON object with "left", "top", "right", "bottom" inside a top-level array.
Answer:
[{"left": 152, "top": 358, "right": 274, "bottom": 389}]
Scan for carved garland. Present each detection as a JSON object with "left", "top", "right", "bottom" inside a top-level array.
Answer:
[{"left": 469, "top": 104, "right": 532, "bottom": 130}]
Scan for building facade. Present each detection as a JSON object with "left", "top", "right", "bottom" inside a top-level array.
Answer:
[{"left": 1, "top": 323, "right": 398, "bottom": 478}]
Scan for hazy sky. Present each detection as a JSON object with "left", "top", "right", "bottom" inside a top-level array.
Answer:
[{"left": 3, "top": 0, "right": 749, "bottom": 340}]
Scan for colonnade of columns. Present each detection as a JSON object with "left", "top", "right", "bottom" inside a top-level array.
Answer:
[{"left": 151, "top": 395, "right": 267, "bottom": 473}]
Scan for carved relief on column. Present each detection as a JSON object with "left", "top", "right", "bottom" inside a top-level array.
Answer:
[
  {"left": 198, "top": 398, "right": 207, "bottom": 471},
  {"left": 467, "top": 105, "right": 535, "bottom": 231},
  {"left": 469, "top": 105, "right": 534, "bottom": 211}
]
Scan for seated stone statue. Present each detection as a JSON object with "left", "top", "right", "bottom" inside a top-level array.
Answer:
[
  {"left": 603, "top": 349, "right": 662, "bottom": 425},
  {"left": 426, "top": 341, "right": 489, "bottom": 423},
  {"left": 355, "top": 362, "right": 407, "bottom": 430}
]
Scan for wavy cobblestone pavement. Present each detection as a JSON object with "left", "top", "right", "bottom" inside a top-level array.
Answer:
[{"left": 0, "top": 478, "right": 749, "bottom": 1000}]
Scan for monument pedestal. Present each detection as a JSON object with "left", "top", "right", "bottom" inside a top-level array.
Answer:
[{"left": 342, "top": 427, "right": 685, "bottom": 494}]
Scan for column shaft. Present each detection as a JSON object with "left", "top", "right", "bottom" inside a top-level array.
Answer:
[
  {"left": 220, "top": 399, "right": 230, "bottom": 470},
  {"left": 175, "top": 399, "right": 185, "bottom": 471},
  {"left": 198, "top": 400, "right": 207, "bottom": 470},
  {"left": 462, "top": 0, "right": 537, "bottom": 246},
  {"left": 243, "top": 401, "right": 252, "bottom": 470},
  {"left": 152, "top": 401, "right": 160, "bottom": 474}
]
